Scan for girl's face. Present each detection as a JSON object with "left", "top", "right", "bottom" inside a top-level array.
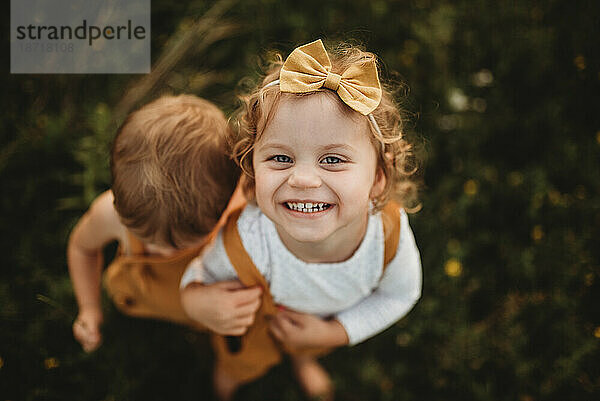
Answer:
[{"left": 253, "top": 93, "right": 385, "bottom": 250}]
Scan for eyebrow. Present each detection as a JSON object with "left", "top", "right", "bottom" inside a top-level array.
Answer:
[
  {"left": 255, "top": 142, "right": 292, "bottom": 153},
  {"left": 318, "top": 143, "right": 356, "bottom": 153},
  {"left": 256, "top": 142, "right": 356, "bottom": 153}
]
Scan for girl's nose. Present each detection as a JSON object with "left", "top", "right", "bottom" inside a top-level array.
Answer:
[{"left": 287, "top": 168, "right": 322, "bottom": 189}]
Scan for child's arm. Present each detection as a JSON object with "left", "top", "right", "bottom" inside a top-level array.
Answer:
[
  {"left": 181, "top": 280, "right": 262, "bottom": 335},
  {"left": 269, "top": 309, "right": 349, "bottom": 350},
  {"left": 179, "top": 236, "right": 263, "bottom": 335},
  {"left": 67, "top": 190, "right": 125, "bottom": 352}
]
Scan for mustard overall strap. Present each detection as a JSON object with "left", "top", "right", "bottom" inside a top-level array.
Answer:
[
  {"left": 222, "top": 207, "right": 278, "bottom": 316},
  {"left": 381, "top": 201, "right": 401, "bottom": 268}
]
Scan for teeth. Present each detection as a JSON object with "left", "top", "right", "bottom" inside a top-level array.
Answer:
[{"left": 285, "top": 202, "right": 330, "bottom": 213}]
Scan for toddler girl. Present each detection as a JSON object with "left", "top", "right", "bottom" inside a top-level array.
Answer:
[{"left": 181, "top": 39, "right": 422, "bottom": 400}]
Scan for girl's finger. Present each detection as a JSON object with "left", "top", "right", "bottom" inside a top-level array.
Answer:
[
  {"left": 273, "top": 312, "right": 297, "bottom": 336},
  {"left": 229, "top": 313, "right": 255, "bottom": 329},
  {"left": 276, "top": 311, "right": 304, "bottom": 330},
  {"left": 227, "top": 326, "right": 249, "bottom": 336},
  {"left": 233, "top": 299, "right": 261, "bottom": 318},
  {"left": 269, "top": 319, "right": 284, "bottom": 341},
  {"left": 278, "top": 309, "right": 307, "bottom": 324},
  {"left": 232, "top": 286, "right": 263, "bottom": 306},
  {"left": 215, "top": 280, "right": 245, "bottom": 290}
]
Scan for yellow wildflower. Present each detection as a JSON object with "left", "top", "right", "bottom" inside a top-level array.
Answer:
[
  {"left": 531, "top": 225, "right": 544, "bottom": 241},
  {"left": 464, "top": 179, "right": 478, "bottom": 196},
  {"left": 44, "top": 357, "right": 60, "bottom": 369},
  {"left": 574, "top": 55, "right": 586, "bottom": 71},
  {"left": 444, "top": 259, "right": 462, "bottom": 277}
]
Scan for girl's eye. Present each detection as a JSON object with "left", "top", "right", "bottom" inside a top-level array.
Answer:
[
  {"left": 321, "top": 156, "right": 343, "bottom": 164},
  {"left": 270, "top": 155, "right": 293, "bottom": 163}
]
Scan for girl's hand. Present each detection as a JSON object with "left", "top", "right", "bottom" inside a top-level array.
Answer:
[
  {"left": 73, "top": 307, "right": 103, "bottom": 352},
  {"left": 269, "top": 309, "right": 349, "bottom": 351},
  {"left": 181, "top": 280, "right": 262, "bottom": 335}
]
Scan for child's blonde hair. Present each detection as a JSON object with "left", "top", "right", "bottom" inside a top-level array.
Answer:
[
  {"left": 232, "top": 41, "right": 419, "bottom": 212},
  {"left": 111, "top": 95, "right": 239, "bottom": 248}
]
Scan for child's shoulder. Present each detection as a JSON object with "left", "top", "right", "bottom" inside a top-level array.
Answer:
[
  {"left": 84, "top": 190, "right": 128, "bottom": 244},
  {"left": 69, "top": 190, "right": 128, "bottom": 253},
  {"left": 239, "top": 202, "right": 262, "bottom": 220},
  {"left": 232, "top": 202, "right": 267, "bottom": 242},
  {"left": 88, "top": 190, "right": 120, "bottom": 223}
]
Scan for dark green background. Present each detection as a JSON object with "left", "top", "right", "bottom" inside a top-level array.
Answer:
[{"left": 1, "top": 1, "right": 598, "bottom": 400}]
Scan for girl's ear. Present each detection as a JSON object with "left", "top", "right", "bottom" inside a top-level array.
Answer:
[
  {"left": 240, "top": 175, "right": 257, "bottom": 202},
  {"left": 370, "top": 166, "right": 386, "bottom": 199}
]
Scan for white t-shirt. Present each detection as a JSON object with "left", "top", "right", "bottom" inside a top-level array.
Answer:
[{"left": 181, "top": 203, "right": 422, "bottom": 345}]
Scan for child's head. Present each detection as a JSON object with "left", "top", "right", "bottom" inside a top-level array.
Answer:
[
  {"left": 111, "top": 95, "right": 239, "bottom": 249},
  {"left": 233, "top": 40, "right": 418, "bottom": 216}
]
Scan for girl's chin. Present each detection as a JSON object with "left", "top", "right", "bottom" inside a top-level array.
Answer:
[{"left": 283, "top": 231, "right": 333, "bottom": 245}]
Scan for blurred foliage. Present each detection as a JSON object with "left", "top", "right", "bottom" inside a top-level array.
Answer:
[{"left": 1, "top": 0, "right": 599, "bottom": 400}]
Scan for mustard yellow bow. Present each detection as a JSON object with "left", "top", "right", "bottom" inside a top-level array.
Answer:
[{"left": 279, "top": 39, "right": 382, "bottom": 115}]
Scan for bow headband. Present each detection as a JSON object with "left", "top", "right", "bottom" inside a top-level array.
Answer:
[
  {"left": 264, "top": 39, "right": 384, "bottom": 135},
  {"left": 277, "top": 39, "right": 382, "bottom": 115}
]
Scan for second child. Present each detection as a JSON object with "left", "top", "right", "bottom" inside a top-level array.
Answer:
[{"left": 68, "top": 95, "right": 256, "bottom": 352}]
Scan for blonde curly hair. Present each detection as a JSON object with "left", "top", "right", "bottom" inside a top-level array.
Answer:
[{"left": 232, "top": 41, "right": 420, "bottom": 212}]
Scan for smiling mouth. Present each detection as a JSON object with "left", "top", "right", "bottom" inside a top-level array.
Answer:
[{"left": 284, "top": 201, "right": 332, "bottom": 213}]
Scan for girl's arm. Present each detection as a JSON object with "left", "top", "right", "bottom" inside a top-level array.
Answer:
[
  {"left": 67, "top": 190, "right": 125, "bottom": 352},
  {"left": 334, "top": 209, "right": 422, "bottom": 345},
  {"left": 269, "top": 309, "right": 350, "bottom": 350},
  {"left": 269, "top": 210, "right": 422, "bottom": 349},
  {"left": 179, "top": 233, "right": 263, "bottom": 335},
  {"left": 181, "top": 280, "right": 262, "bottom": 335}
]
